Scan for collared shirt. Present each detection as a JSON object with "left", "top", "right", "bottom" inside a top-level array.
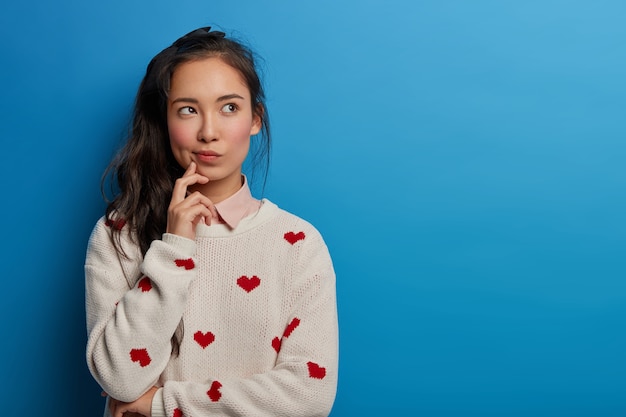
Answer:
[{"left": 211, "top": 175, "right": 261, "bottom": 229}]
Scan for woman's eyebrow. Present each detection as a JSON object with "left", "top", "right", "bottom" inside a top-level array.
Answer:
[
  {"left": 170, "top": 94, "right": 245, "bottom": 105},
  {"left": 216, "top": 93, "right": 245, "bottom": 102},
  {"left": 171, "top": 97, "right": 199, "bottom": 104}
]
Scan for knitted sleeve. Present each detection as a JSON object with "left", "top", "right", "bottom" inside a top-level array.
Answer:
[
  {"left": 85, "top": 217, "right": 198, "bottom": 402},
  {"left": 158, "top": 227, "right": 339, "bottom": 417}
]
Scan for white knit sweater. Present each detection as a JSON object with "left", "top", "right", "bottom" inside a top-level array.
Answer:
[{"left": 85, "top": 200, "right": 338, "bottom": 416}]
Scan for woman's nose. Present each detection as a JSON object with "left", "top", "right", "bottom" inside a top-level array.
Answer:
[{"left": 198, "top": 114, "right": 218, "bottom": 142}]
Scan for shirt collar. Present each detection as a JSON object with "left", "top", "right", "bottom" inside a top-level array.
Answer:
[{"left": 213, "top": 175, "right": 261, "bottom": 229}]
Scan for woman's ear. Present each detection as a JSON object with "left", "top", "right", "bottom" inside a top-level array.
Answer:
[{"left": 250, "top": 103, "right": 264, "bottom": 135}]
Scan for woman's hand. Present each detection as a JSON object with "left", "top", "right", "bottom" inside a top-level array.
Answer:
[
  {"left": 105, "top": 386, "right": 159, "bottom": 417},
  {"left": 167, "top": 161, "right": 217, "bottom": 240}
]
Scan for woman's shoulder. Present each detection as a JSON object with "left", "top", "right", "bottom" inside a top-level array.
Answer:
[
  {"left": 261, "top": 199, "right": 312, "bottom": 224},
  {"left": 260, "top": 199, "right": 327, "bottom": 243},
  {"left": 261, "top": 200, "right": 335, "bottom": 276},
  {"left": 88, "top": 211, "right": 131, "bottom": 239},
  {"left": 87, "top": 212, "right": 141, "bottom": 258}
]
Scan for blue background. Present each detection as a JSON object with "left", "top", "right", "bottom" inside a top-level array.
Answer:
[{"left": 1, "top": 1, "right": 624, "bottom": 415}]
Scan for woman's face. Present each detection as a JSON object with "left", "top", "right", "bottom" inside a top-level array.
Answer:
[{"left": 167, "top": 57, "right": 261, "bottom": 197}]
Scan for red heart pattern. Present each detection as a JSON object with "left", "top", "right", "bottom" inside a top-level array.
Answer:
[
  {"left": 173, "top": 408, "right": 183, "bottom": 417},
  {"left": 207, "top": 380, "right": 222, "bottom": 402},
  {"left": 307, "top": 361, "right": 326, "bottom": 380},
  {"left": 119, "top": 229, "right": 330, "bottom": 399},
  {"left": 138, "top": 277, "right": 152, "bottom": 292},
  {"left": 237, "top": 275, "right": 261, "bottom": 293},
  {"left": 283, "top": 317, "right": 300, "bottom": 338},
  {"left": 284, "top": 231, "right": 305, "bottom": 245},
  {"left": 105, "top": 218, "right": 126, "bottom": 230},
  {"left": 194, "top": 331, "right": 215, "bottom": 349},
  {"left": 272, "top": 317, "right": 301, "bottom": 354},
  {"left": 174, "top": 258, "right": 195, "bottom": 270},
  {"left": 272, "top": 337, "right": 281, "bottom": 353},
  {"left": 129, "top": 348, "right": 151, "bottom": 367}
]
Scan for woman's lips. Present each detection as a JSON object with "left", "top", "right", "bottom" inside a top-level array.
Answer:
[{"left": 195, "top": 150, "right": 221, "bottom": 162}]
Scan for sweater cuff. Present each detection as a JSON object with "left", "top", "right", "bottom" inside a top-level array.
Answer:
[
  {"left": 151, "top": 388, "right": 165, "bottom": 417},
  {"left": 162, "top": 233, "right": 196, "bottom": 256}
]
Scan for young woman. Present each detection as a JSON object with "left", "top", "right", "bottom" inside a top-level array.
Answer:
[{"left": 85, "top": 27, "right": 338, "bottom": 417}]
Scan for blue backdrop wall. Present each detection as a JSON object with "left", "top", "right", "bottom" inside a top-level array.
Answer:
[{"left": 1, "top": 1, "right": 624, "bottom": 415}]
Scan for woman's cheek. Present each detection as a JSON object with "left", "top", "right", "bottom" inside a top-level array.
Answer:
[
  {"left": 168, "top": 123, "right": 196, "bottom": 167},
  {"left": 168, "top": 122, "right": 193, "bottom": 147},
  {"left": 231, "top": 121, "right": 256, "bottom": 144}
]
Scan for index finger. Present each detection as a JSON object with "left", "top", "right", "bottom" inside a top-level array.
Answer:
[{"left": 170, "top": 162, "right": 208, "bottom": 205}]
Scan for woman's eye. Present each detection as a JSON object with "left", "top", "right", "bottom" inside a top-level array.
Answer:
[
  {"left": 221, "top": 103, "right": 237, "bottom": 113},
  {"left": 178, "top": 106, "right": 196, "bottom": 115}
]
